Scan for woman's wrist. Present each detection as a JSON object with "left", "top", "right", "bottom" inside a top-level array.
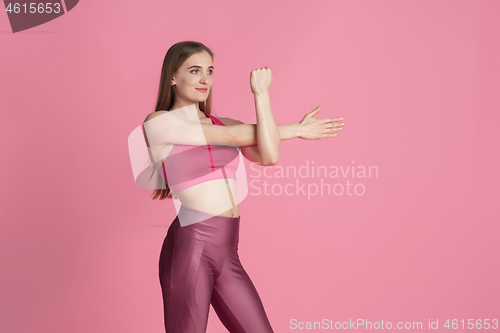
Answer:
[
  {"left": 253, "top": 91, "right": 270, "bottom": 99},
  {"left": 293, "top": 123, "right": 303, "bottom": 139}
]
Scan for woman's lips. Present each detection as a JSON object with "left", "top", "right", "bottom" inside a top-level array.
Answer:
[{"left": 196, "top": 88, "right": 208, "bottom": 92}]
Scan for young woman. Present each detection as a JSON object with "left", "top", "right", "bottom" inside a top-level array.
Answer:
[{"left": 141, "top": 41, "right": 344, "bottom": 333}]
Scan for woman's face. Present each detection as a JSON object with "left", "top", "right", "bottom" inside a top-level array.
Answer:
[{"left": 172, "top": 51, "right": 213, "bottom": 106}]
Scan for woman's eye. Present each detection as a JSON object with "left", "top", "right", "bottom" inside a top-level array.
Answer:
[{"left": 191, "top": 69, "right": 213, "bottom": 74}]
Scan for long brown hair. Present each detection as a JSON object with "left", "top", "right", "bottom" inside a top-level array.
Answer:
[{"left": 146, "top": 41, "right": 215, "bottom": 200}]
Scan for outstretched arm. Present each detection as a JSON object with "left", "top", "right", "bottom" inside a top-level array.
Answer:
[
  {"left": 221, "top": 106, "right": 344, "bottom": 165},
  {"left": 223, "top": 119, "right": 300, "bottom": 139}
]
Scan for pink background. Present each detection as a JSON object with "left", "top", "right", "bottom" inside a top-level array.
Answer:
[{"left": 1, "top": 0, "right": 499, "bottom": 332}]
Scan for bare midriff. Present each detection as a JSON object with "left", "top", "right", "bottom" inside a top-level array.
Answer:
[{"left": 173, "top": 178, "right": 240, "bottom": 218}]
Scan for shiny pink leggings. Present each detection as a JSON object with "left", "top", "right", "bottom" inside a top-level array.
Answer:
[{"left": 159, "top": 205, "right": 274, "bottom": 333}]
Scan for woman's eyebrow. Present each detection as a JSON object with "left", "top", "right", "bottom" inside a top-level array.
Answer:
[{"left": 187, "top": 65, "right": 214, "bottom": 69}]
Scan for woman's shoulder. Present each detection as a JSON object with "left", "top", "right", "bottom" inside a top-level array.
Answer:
[{"left": 143, "top": 110, "right": 168, "bottom": 123}]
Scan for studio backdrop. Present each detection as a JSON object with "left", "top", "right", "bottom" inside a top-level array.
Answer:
[{"left": 1, "top": 0, "right": 498, "bottom": 332}]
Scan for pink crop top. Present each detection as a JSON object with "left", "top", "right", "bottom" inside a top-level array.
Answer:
[{"left": 159, "top": 111, "right": 240, "bottom": 194}]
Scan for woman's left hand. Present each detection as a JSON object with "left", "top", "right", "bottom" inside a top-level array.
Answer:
[
  {"left": 297, "top": 106, "right": 344, "bottom": 140},
  {"left": 250, "top": 66, "right": 273, "bottom": 96}
]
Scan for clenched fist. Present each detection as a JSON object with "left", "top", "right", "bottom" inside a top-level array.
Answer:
[{"left": 250, "top": 66, "right": 273, "bottom": 95}]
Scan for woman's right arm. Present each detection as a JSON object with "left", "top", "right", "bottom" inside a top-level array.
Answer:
[
  {"left": 143, "top": 111, "right": 241, "bottom": 147},
  {"left": 142, "top": 110, "right": 341, "bottom": 147}
]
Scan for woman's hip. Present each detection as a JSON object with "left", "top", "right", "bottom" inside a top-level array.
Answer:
[{"left": 169, "top": 205, "right": 241, "bottom": 247}]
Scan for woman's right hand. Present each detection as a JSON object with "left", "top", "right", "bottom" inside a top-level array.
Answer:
[
  {"left": 250, "top": 66, "right": 273, "bottom": 95},
  {"left": 298, "top": 106, "right": 344, "bottom": 140}
]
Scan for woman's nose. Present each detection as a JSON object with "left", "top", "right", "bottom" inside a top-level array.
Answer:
[{"left": 200, "top": 74, "right": 209, "bottom": 84}]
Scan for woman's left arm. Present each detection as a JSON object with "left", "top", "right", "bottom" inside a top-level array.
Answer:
[
  {"left": 253, "top": 92, "right": 280, "bottom": 165},
  {"left": 251, "top": 68, "right": 280, "bottom": 166}
]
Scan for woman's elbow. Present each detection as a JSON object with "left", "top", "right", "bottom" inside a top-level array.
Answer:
[{"left": 262, "top": 154, "right": 279, "bottom": 166}]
